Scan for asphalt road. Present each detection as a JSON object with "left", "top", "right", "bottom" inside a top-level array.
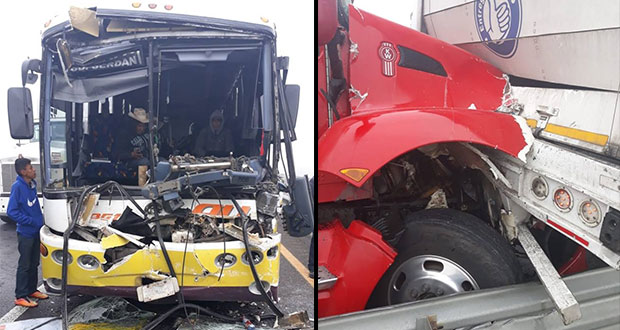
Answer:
[{"left": 0, "top": 219, "right": 314, "bottom": 328}]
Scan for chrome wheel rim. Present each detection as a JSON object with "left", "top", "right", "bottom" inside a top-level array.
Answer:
[{"left": 387, "top": 254, "right": 479, "bottom": 304}]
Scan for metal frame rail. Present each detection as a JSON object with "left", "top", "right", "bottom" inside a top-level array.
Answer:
[{"left": 318, "top": 267, "right": 620, "bottom": 330}]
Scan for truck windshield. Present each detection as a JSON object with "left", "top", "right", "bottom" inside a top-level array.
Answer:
[{"left": 43, "top": 37, "right": 274, "bottom": 190}]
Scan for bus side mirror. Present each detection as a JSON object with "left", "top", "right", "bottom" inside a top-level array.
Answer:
[
  {"left": 21, "top": 59, "right": 41, "bottom": 86},
  {"left": 7, "top": 87, "right": 34, "bottom": 139},
  {"left": 284, "top": 84, "right": 300, "bottom": 128},
  {"left": 282, "top": 175, "right": 314, "bottom": 237}
]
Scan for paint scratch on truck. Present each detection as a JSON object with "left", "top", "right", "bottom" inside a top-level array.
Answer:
[{"left": 513, "top": 115, "right": 535, "bottom": 163}]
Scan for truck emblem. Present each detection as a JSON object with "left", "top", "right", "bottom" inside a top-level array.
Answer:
[
  {"left": 475, "top": 0, "right": 522, "bottom": 58},
  {"left": 378, "top": 42, "right": 398, "bottom": 77}
]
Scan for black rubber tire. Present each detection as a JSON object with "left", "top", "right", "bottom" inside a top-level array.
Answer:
[{"left": 368, "top": 208, "right": 522, "bottom": 307}]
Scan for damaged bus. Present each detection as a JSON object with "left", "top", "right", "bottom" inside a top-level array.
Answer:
[{"left": 7, "top": 3, "right": 312, "bottom": 310}]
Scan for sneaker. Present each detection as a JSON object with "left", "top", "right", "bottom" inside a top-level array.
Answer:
[
  {"left": 14, "top": 298, "right": 38, "bottom": 307},
  {"left": 309, "top": 271, "right": 315, "bottom": 279},
  {"left": 28, "top": 291, "right": 49, "bottom": 300}
]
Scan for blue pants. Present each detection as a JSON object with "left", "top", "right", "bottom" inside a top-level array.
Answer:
[{"left": 16, "top": 234, "right": 40, "bottom": 298}]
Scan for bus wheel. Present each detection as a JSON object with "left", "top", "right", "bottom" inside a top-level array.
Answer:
[{"left": 368, "top": 209, "right": 521, "bottom": 307}]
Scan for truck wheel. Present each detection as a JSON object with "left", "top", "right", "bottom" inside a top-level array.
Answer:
[{"left": 368, "top": 209, "right": 521, "bottom": 307}]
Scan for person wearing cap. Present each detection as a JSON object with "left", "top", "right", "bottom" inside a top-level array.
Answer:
[
  {"left": 193, "top": 109, "right": 234, "bottom": 157},
  {"left": 115, "top": 108, "right": 151, "bottom": 169}
]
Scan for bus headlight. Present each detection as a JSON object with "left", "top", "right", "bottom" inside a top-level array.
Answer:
[
  {"left": 241, "top": 251, "right": 263, "bottom": 265},
  {"left": 77, "top": 254, "right": 100, "bottom": 270},
  {"left": 51, "top": 250, "right": 73, "bottom": 265}
]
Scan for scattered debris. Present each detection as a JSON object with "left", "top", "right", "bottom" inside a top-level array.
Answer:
[
  {"left": 69, "top": 296, "right": 155, "bottom": 329},
  {"left": 426, "top": 189, "right": 448, "bottom": 209},
  {"left": 136, "top": 278, "right": 180, "bottom": 303},
  {"left": 278, "top": 311, "right": 311, "bottom": 329},
  {"left": 223, "top": 223, "right": 273, "bottom": 251}
]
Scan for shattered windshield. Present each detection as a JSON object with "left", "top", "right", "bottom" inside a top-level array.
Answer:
[{"left": 45, "top": 38, "right": 273, "bottom": 190}]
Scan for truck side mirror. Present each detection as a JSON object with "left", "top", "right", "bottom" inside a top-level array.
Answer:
[
  {"left": 284, "top": 84, "right": 300, "bottom": 128},
  {"left": 283, "top": 175, "right": 314, "bottom": 237},
  {"left": 7, "top": 87, "right": 34, "bottom": 139}
]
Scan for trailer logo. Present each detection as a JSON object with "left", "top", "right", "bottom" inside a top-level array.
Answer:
[
  {"left": 378, "top": 42, "right": 398, "bottom": 77},
  {"left": 475, "top": 0, "right": 522, "bottom": 58}
]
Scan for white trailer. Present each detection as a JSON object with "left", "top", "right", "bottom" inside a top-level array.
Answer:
[{"left": 419, "top": 0, "right": 620, "bottom": 325}]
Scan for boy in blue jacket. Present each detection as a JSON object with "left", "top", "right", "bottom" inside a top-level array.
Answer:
[{"left": 7, "top": 158, "right": 49, "bottom": 307}]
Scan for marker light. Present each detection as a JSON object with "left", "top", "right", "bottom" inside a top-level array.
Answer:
[
  {"left": 148, "top": 3, "right": 157, "bottom": 9},
  {"left": 579, "top": 200, "right": 601, "bottom": 227},
  {"left": 132, "top": 2, "right": 141, "bottom": 8},
  {"left": 164, "top": 4, "right": 173, "bottom": 10},
  {"left": 40, "top": 243, "right": 48, "bottom": 257},
  {"left": 553, "top": 188, "right": 572, "bottom": 211},
  {"left": 340, "top": 168, "right": 370, "bottom": 182},
  {"left": 531, "top": 177, "right": 548, "bottom": 200}
]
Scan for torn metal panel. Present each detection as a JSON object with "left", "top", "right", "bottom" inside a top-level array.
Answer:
[
  {"left": 101, "top": 233, "right": 130, "bottom": 249},
  {"left": 512, "top": 115, "right": 535, "bottom": 163},
  {"left": 104, "top": 226, "right": 146, "bottom": 248},
  {"left": 77, "top": 193, "right": 101, "bottom": 227},
  {"left": 74, "top": 227, "right": 99, "bottom": 242},
  {"left": 223, "top": 223, "right": 277, "bottom": 252},
  {"left": 349, "top": 41, "right": 359, "bottom": 61},
  {"left": 348, "top": 84, "right": 368, "bottom": 110},
  {"left": 69, "top": 7, "right": 100, "bottom": 37}
]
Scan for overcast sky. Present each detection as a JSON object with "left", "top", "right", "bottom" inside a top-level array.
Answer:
[
  {"left": 354, "top": 0, "right": 421, "bottom": 28},
  {"left": 0, "top": 1, "right": 314, "bottom": 176}
]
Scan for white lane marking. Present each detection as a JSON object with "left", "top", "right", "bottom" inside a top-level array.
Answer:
[{"left": 0, "top": 284, "right": 45, "bottom": 325}]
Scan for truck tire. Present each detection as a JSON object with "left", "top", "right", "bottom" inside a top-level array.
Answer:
[{"left": 368, "top": 208, "right": 521, "bottom": 307}]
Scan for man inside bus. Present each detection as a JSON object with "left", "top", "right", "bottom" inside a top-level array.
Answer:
[
  {"left": 115, "top": 108, "right": 151, "bottom": 171},
  {"left": 193, "top": 109, "right": 234, "bottom": 157},
  {"left": 7, "top": 157, "right": 49, "bottom": 307}
]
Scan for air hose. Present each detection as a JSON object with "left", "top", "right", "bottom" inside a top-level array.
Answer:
[
  {"left": 231, "top": 196, "right": 285, "bottom": 318},
  {"left": 61, "top": 181, "right": 145, "bottom": 329}
]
